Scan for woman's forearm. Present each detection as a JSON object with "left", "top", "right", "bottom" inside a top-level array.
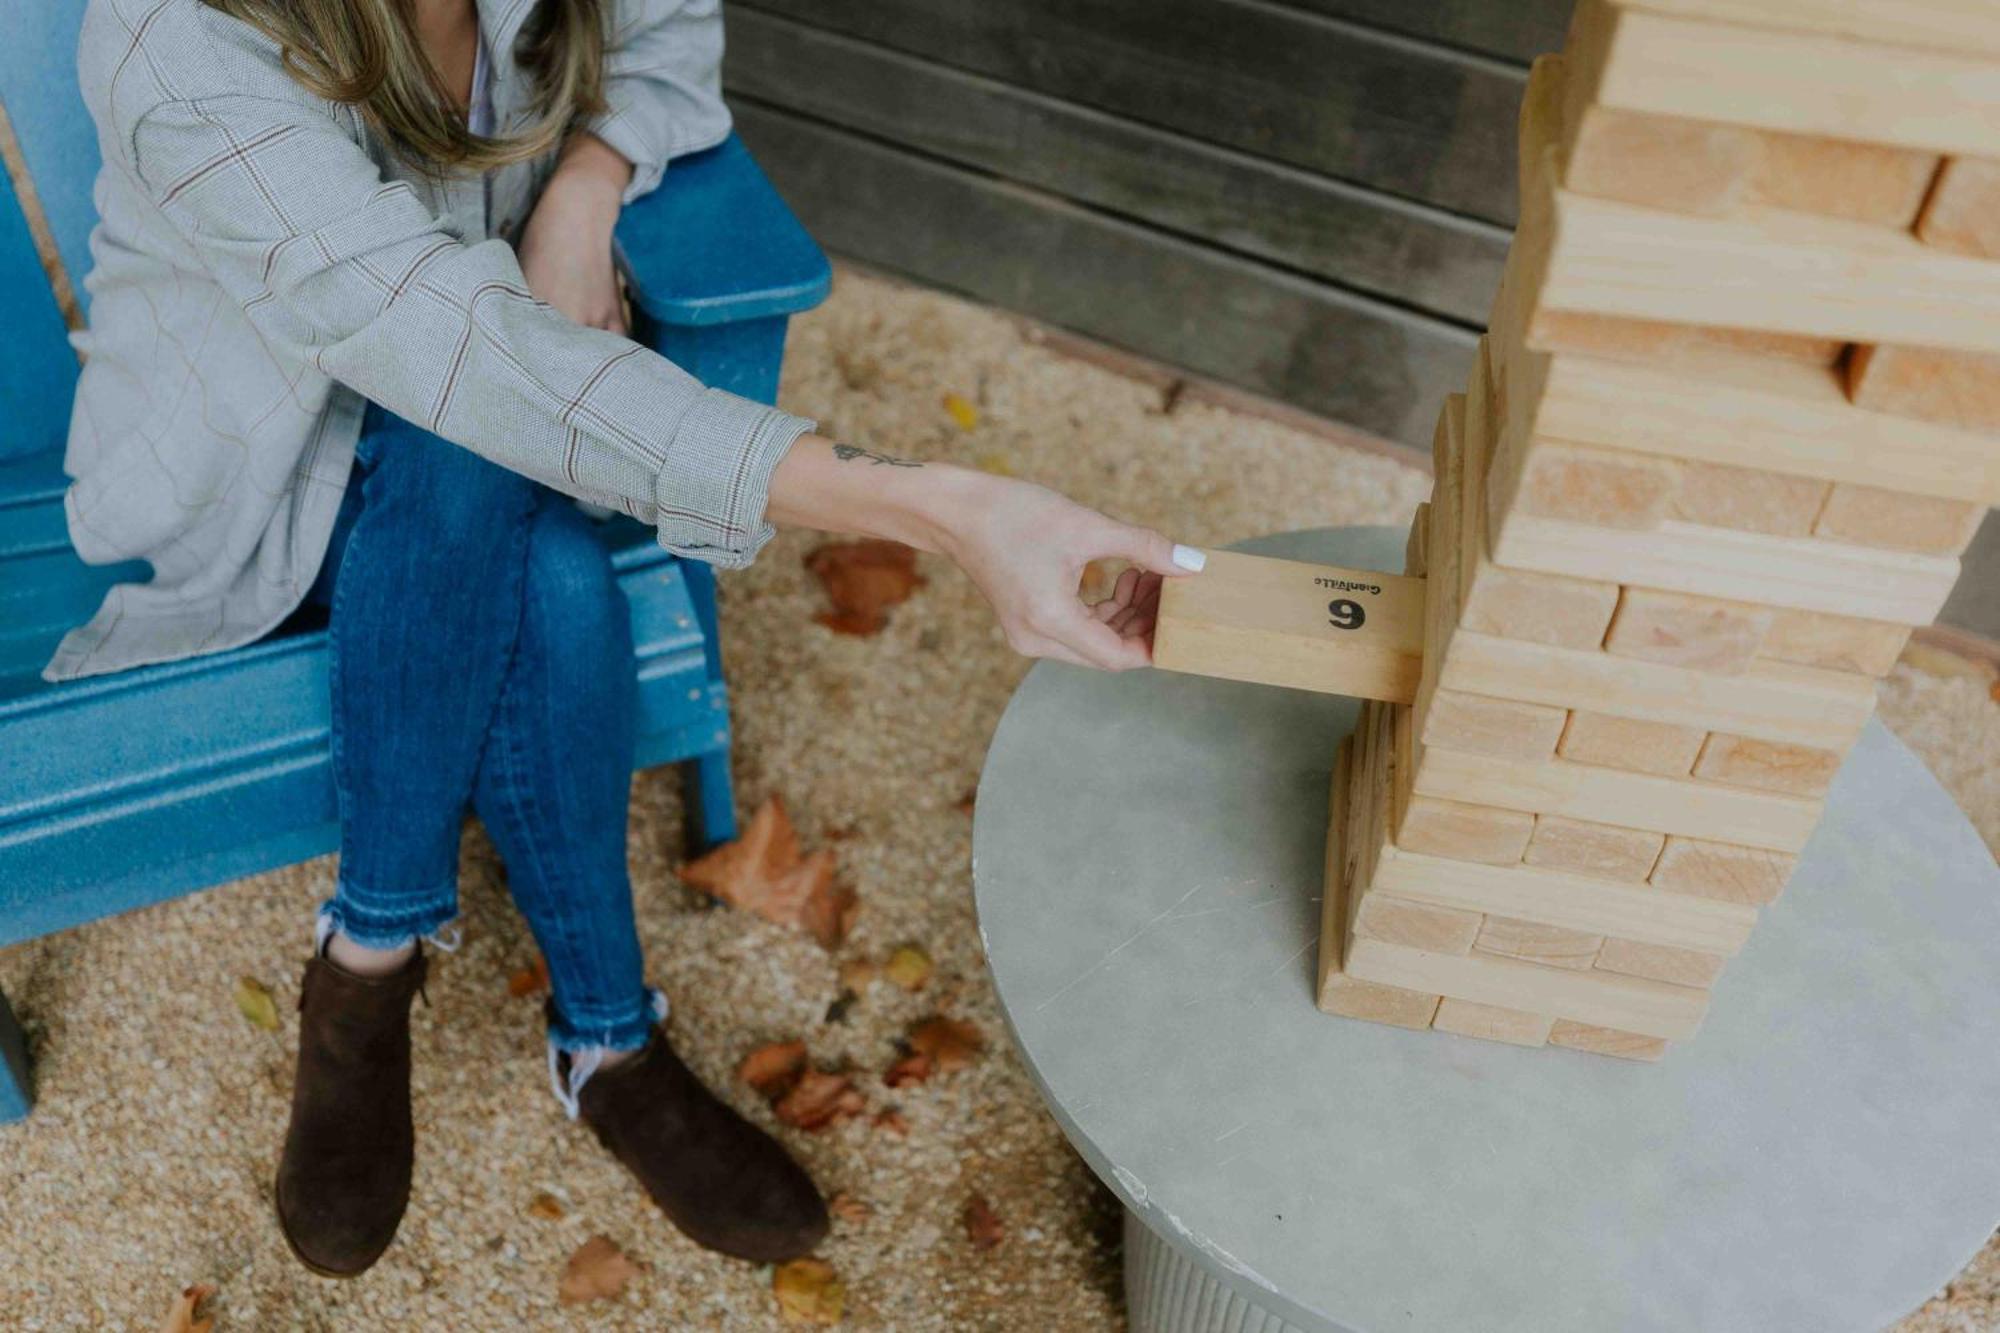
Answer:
[{"left": 764, "top": 433, "right": 987, "bottom": 556}]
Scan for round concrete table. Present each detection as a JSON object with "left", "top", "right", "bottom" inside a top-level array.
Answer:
[{"left": 971, "top": 527, "right": 2000, "bottom": 1333}]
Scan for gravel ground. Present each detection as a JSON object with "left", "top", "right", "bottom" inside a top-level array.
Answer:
[{"left": 1, "top": 267, "right": 1994, "bottom": 1331}]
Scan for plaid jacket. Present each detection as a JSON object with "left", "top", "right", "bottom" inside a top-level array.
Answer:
[{"left": 44, "top": 0, "right": 814, "bottom": 682}]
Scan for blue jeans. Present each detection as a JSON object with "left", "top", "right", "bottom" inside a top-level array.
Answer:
[{"left": 308, "top": 402, "right": 660, "bottom": 1068}]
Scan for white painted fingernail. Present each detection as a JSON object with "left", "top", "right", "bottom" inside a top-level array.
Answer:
[{"left": 1171, "top": 544, "right": 1207, "bottom": 572}]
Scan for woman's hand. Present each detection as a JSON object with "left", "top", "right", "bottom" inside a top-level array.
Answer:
[
  {"left": 766, "top": 436, "right": 1204, "bottom": 671},
  {"left": 936, "top": 475, "right": 1200, "bottom": 670},
  {"left": 515, "top": 133, "right": 632, "bottom": 334}
]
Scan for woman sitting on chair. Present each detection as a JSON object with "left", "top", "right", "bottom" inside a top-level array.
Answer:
[{"left": 53, "top": 0, "right": 1201, "bottom": 1278}]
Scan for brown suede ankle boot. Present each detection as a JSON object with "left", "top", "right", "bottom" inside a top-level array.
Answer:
[
  {"left": 275, "top": 946, "right": 428, "bottom": 1277},
  {"left": 574, "top": 1027, "right": 829, "bottom": 1263}
]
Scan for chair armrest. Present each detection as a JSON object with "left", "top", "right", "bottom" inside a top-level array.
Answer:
[{"left": 613, "top": 133, "right": 831, "bottom": 328}]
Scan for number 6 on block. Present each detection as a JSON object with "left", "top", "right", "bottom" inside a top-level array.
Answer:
[{"left": 1151, "top": 549, "right": 1425, "bottom": 703}]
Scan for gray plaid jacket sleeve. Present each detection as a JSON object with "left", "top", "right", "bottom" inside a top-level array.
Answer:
[
  {"left": 126, "top": 83, "right": 810, "bottom": 568},
  {"left": 585, "top": 0, "right": 733, "bottom": 204}
]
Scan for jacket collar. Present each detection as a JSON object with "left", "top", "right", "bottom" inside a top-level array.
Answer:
[{"left": 475, "top": 0, "right": 540, "bottom": 113}]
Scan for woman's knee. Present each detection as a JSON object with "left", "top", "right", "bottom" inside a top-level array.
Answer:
[{"left": 521, "top": 502, "right": 627, "bottom": 636}]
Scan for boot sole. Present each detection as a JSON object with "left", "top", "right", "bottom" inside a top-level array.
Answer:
[{"left": 274, "top": 1172, "right": 392, "bottom": 1280}]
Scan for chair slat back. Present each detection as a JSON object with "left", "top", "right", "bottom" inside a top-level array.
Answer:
[{"left": 0, "top": 0, "right": 95, "bottom": 463}]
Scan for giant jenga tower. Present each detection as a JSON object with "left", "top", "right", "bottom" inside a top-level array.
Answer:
[{"left": 1159, "top": 0, "right": 2000, "bottom": 1059}]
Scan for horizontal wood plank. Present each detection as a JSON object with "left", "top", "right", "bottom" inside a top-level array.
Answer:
[
  {"left": 734, "top": 0, "right": 1528, "bottom": 223},
  {"left": 732, "top": 101, "right": 1477, "bottom": 445},
  {"left": 724, "top": 8, "right": 1508, "bottom": 324}
]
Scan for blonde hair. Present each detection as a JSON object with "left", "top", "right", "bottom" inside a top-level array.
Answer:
[{"left": 202, "top": 0, "right": 609, "bottom": 171}]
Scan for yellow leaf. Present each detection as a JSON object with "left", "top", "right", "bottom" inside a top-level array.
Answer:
[
  {"left": 773, "top": 1257, "right": 846, "bottom": 1325},
  {"left": 973, "top": 451, "right": 1014, "bottom": 477},
  {"left": 233, "top": 977, "right": 279, "bottom": 1032},
  {"left": 883, "top": 945, "right": 933, "bottom": 992},
  {"left": 943, "top": 392, "right": 979, "bottom": 431}
]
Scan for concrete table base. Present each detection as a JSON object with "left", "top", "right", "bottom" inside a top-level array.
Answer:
[{"left": 972, "top": 528, "right": 2000, "bottom": 1333}]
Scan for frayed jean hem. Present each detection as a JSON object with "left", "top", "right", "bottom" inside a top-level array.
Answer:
[{"left": 547, "top": 987, "right": 668, "bottom": 1119}]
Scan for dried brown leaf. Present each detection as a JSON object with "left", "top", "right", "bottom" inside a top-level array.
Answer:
[
  {"left": 557, "top": 1235, "right": 640, "bottom": 1306},
  {"left": 773, "top": 1070, "right": 867, "bottom": 1132},
  {"left": 806, "top": 540, "right": 925, "bottom": 636},
  {"left": 963, "top": 1194, "right": 1005, "bottom": 1250},
  {"left": 680, "top": 798, "right": 856, "bottom": 948},
  {"left": 773, "top": 1257, "right": 846, "bottom": 1325},
  {"left": 828, "top": 1192, "right": 873, "bottom": 1224},
  {"left": 908, "top": 1015, "right": 985, "bottom": 1074},
  {"left": 954, "top": 789, "right": 977, "bottom": 816},
  {"left": 838, "top": 958, "right": 878, "bottom": 994},
  {"left": 156, "top": 1284, "right": 216, "bottom": 1333},
  {"left": 233, "top": 977, "right": 279, "bottom": 1032},
  {"left": 526, "top": 1192, "right": 566, "bottom": 1221},
  {"left": 873, "top": 1109, "right": 909, "bottom": 1138},
  {"left": 739, "top": 1039, "right": 809, "bottom": 1099},
  {"left": 883, "top": 1053, "right": 933, "bottom": 1089},
  {"left": 883, "top": 944, "right": 933, "bottom": 991},
  {"left": 508, "top": 956, "right": 550, "bottom": 998}
]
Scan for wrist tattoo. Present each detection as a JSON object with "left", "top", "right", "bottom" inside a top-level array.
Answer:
[{"left": 833, "top": 442, "right": 923, "bottom": 468}]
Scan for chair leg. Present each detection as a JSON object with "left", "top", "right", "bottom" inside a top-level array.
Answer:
[
  {"left": 682, "top": 748, "right": 738, "bottom": 856},
  {"left": 0, "top": 986, "right": 33, "bottom": 1123}
]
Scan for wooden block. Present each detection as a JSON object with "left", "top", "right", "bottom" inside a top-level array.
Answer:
[
  {"left": 1490, "top": 504, "right": 1958, "bottom": 625},
  {"left": 1651, "top": 836, "right": 1796, "bottom": 905},
  {"left": 1404, "top": 503, "right": 1430, "bottom": 577},
  {"left": 1557, "top": 711, "right": 1703, "bottom": 778},
  {"left": 1746, "top": 136, "right": 1938, "bottom": 228},
  {"left": 1564, "top": 102, "right": 1758, "bottom": 216},
  {"left": 1693, "top": 733, "right": 1842, "bottom": 798},
  {"left": 1758, "top": 608, "right": 1909, "bottom": 678},
  {"left": 1548, "top": 1019, "right": 1667, "bottom": 1062},
  {"left": 1318, "top": 755, "right": 1443, "bottom": 1029},
  {"left": 1461, "top": 565, "right": 1618, "bottom": 651},
  {"left": 1432, "top": 998, "right": 1554, "bottom": 1048},
  {"left": 1596, "top": 937, "right": 1728, "bottom": 989},
  {"left": 1604, "top": 588, "right": 1771, "bottom": 674},
  {"left": 1441, "top": 629, "right": 1875, "bottom": 752},
  {"left": 1497, "top": 305, "right": 2000, "bottom": 505},
  {"left": 1513, "top": 442, "right": 1679, "bottom": 531},
  {"left": 1374, "top": 845, "right": 1757, "bottom": 957},
  {"left": 1321, "top": 974, "right": 1444, "bottom": 1030},
  {"left": 1353, "top": 894, "right": 1483, "bottom": 955},
  {"left": 1566, "top": 0, "right": 2000, "bottom": 160},
  {"left": 1396, "top": 795, "right": 1533, "bottom": 867},
  {"left": 1847, "top": 343, "right": 2000, "bottom": 436},
  {"left": 1527, "top": 311, "right": 1841, "bottom": 371},
  {"left": 1614, "top": 0, "right": 2000, "bottom": 62},
  {"left": 1524, "top": 815, "right": 1663, "bottom": 883},
  {"left": 1480, "top": 297, "right": 1962, "bottom": 623},
  {"left": 1475, "top": 915, "right": 1604, "bottom": 971},
  {"left": 1153, "top": 550, "right": 1424, "bottom": 703},
  {"left": 1669, "top": 461, "right": 1828, "bottom": 538},
  {"left": 1916, "top": 156, "right": 2000, "bottom": 260},
  {"left": 1563, "top": 100, "right": 1936, "bottom": 228},
  {"left": 1814, "top": 482, "right": 1985, "bottom": 557},
  {"left": 1412, "top": 745, "right": 1823, "bottom": 852},
  {"left": 1523, "top": 36, "right": 2000, "bottom": 353},
  {"left": 1423, "top": 690, "right": 1567, "bottom": 762},
  {"left": 1345, "top": 934, "right": 1709, "bottom": 1041}
]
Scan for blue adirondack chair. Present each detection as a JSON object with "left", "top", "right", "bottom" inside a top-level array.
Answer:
[{"left": 0, "top": 5, "right": 830, "bottom": 1123}]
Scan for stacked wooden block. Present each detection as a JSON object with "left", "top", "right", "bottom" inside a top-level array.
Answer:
[{"left": 1316, "top": 0, "right": 2000, "bottom": 1059}]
